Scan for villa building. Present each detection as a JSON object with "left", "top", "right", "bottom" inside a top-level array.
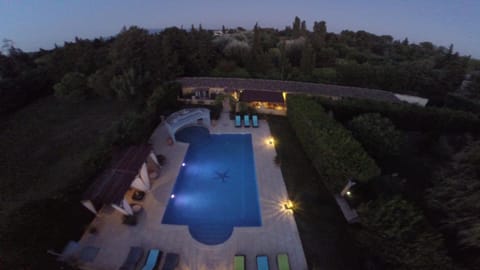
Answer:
[{"left": 177, "top": 77, "right": 429, "bottom": 114}]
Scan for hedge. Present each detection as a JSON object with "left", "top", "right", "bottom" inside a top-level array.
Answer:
[
  {"left": 444, "top": 93, "right": 480, "bottom": 115},
  {"left": 287, "top": 95, "right": 380, "bottom": 192},
  {"left": 314, "top": 96, "right": 480, "bottom": 133}
]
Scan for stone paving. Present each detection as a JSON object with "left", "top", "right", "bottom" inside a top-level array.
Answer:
[{"left": 78, "top": 100, "right": 307, "bottom": 270}]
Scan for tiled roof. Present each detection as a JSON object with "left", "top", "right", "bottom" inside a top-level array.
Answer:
[
  {"left": 82, "top": 145, "right": 152, "bottom": 208},
  {"left": 177, "top": 77, "right": 401, "bottom": 103}
]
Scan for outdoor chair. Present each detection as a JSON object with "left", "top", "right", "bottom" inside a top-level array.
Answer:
[
  {"left": 234, "top": 254, "right": 245, "bottom": 270},
  {"left": 252, "top": 115, "right": 259, "bottom": 128},
  {"left": 119, "top": 246, "right": 144, "bottom": 270},
  {"left": 243, "top": 115, "right": 250, "bottom": 127},
  {"left": 141, "top": 249, "right": 162, "bottom": 270},
  {"left": 235, "top": 115, "right": 242, "bottom": 127},
  {"left": 276, "top": 253, "right": 290, "bottom": 270},
  {"left": 256, "top": 255, "right": 269, "bottom": 270},
  {"left": 161, "top": 253, "right": 179, "bottom": 270}
]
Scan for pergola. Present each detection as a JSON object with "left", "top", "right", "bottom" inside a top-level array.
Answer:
[
  {"left": 81, "top": 144, "right": 160, "bottom": 216},
  {"left": 165, "top": 108, "right": 211, "bottom": 143}
]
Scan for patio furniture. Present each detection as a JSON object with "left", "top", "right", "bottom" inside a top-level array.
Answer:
[
  {"left": 141, "top": 249, "right": 162, "bottom": 270},
  {"left": 161, "top": 253, "right": 179, "bottom": 270},
  {"left": 276, "top": 253, "right": 290, "bottom": 270},
  {"left": 243, "top": 115, "right": 250, "bottom": 127},
  {"left": 235, "top": 115, "right": 242, "bottom": 127},
  {"left": 119, "top": 246, "right": 144, "bottom": 270},
  {"left": 234, "top": 255, "right": 245, "bottom": 270},
  {"left": 252, "top": 115, "right": 259, "bottom": 128},
  {"left": 256, "top": 255, "right": 269, "bottom": 270}
]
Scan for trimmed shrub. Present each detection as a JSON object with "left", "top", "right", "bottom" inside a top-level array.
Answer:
[
  {"left": 445, "top": 93, "right": 480, "bottom": 115},
  {"left": 287, "top": 95, "right": 380, "bottom": 192},
  {"left": 315, "top": 96, "right": 480, "bottom": 133},
  {"left": 348, "top": 113, "right": 403, "bottom": 160}
]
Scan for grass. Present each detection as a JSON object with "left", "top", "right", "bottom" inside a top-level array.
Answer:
[
  {"left": 0, "top": 96, "right": 133, "bottom": 268},
  {"left": 268, "top": 116, "right": 363, "bottom": 270}
]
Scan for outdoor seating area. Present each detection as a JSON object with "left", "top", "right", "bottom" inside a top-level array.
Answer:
[
  {"left": 234, "top": 114, "right": 259, "bottom": 128},
  {"left": 233, "top": 253, "right": 288, "bottom": 270}
]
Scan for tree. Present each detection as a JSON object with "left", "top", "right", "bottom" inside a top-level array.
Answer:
[
  {"left": 53, "top": 72, "right": 90, "bottom": 101},
  {"left": 247, "top": 23, "right": 271, "bottom": 75},
  {"left": 312, "top": 21, "right": 327, "bottom": 51},
  {"left": 300, "top": 20, "right": 307, "bottom": 36},
  {"left": 292, "top": 16, "right": 301, "bottom": 38},
  {"left": 110, "top": 67, "right": 150, "bottom": 101},
  {"left": 348, "top": 113, "right": 403, "bottom": 160},
  {"left": 278, "top": 42, "right": 291, "bottom": 80},
  {"left": 357, "top": 197, "right": 456, "bottom": 269},
  {"left": 300, "top": 42, "right": 315, "bottom": 77},
  {"left": 109, "top": 26, "right": 149, "bottom": 71},
  {"left": 87, "top": 67, "right": 115, "bottom": 98}
]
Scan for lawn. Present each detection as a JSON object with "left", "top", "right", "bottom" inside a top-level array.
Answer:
[
  {"left": 0, "top": 96, "right": 133, "bottom": 268},
  {"left": 268, "top": 116, "right": 364, "bottom": 270}
]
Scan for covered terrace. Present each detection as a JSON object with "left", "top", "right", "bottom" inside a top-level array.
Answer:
[{"left": 81, "top": 144, "right": 161, "bottom": 217}]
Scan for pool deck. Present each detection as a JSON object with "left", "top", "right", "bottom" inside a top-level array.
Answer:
[{"left": 77, "top": 101, "right": 308, "bottom": 270}]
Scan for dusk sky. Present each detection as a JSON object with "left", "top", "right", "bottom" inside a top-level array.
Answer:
[{"left": 1, "top": 0, "right": 479, "bottom": 57}]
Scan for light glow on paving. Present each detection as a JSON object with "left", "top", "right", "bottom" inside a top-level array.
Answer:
[
  {"left": 265, "top": 137, "right": 275, "bottom": 146},
  {"left": 282, "top": 199, "right": 296, "bottom": 214}
]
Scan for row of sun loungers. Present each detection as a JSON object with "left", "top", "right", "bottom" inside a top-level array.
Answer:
[
  {"left": 119, "top": 247, "right": 179, "bottom": 270},
  {"left": 234, "top": 253, "right": 290, "bottom": 270},
  {"left": 235, "top": 114, "right": 259, "bottom": 128}
]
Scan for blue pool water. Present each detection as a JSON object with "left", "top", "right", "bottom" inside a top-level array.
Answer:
[{"left": 162, "top": 126, "right": 262, "bottom": 245}]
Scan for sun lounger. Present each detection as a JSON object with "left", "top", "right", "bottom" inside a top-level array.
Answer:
[
  {"left": 119, "top": 246, "right": 144, "bottom": 270},
  {"left": 161, "top": 253, "right": 179, "bottom": 270},
  {"left": 141, "top": 249, "right": 162, "bottom": 270},
  {"left": 235, "top": 115, "right": 242, "bottom": 127},
  {"left": 234, "top": 254, "right": 245, "bottom": 270},
  {"left": 276, "top": 253, "right": 290, "bottom": 270},
  {"left": 256, "top": 255, "right": 269, "bottom": 270},
  {"left": 243, "top": 115, "right": 250, "bottom": 127},
  {"left": 252, "top": 115, "right": 259, "bottom": 128}
]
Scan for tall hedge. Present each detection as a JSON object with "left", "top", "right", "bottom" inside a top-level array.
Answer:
[
  {"left": 314, "top": 96, "right": 480, "bottom": 133},
  {"left": 287, "top": 95, "right": 380, "bottom": 192}
]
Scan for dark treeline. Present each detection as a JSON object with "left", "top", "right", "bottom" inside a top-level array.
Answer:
[{"left": 1, "top": 17, "right": 477, "bottom": 115}]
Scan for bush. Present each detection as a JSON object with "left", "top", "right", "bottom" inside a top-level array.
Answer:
[
  {"left": 312, "top": 67, "right": 336, "bottom": 83},
  {"left": 53, "top": 72, "right": 90, "bottom": 101},
  {"left": 287, "top": 95, "right": 380, "bottom": 192},
  {"left": 357, "top": 197, "right": 456, "bottom": 269},
  {"left": 426, "top": 142, "right": 480, "bottom": 266},
  {"left": 315, "top": 96, "right": 480, "bottom": 133},
  {"left": 445, "top": 93, "right": 480, "bottom": 115},
  {"left": 348, "top": 113, "right": 403, "bottom": 160}
]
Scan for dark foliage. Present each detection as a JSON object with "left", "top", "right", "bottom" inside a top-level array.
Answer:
[
  {"left": 287, "top": 95, "right": 380, "bottom": 192},
  {"left": 348, "top": 113, "right": 404, "bottom": 160},
  {"left": 315, "top": 96, "right": 480, "bottom": 133}
]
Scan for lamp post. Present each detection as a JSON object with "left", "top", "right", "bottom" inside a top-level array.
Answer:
[{"left": 341, "top": 179, "right": 357, "bottom": 197}]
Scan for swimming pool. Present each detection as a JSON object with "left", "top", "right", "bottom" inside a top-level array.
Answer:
[{"left": 162, "top": 126, "right": 262, "bottom": 245}]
